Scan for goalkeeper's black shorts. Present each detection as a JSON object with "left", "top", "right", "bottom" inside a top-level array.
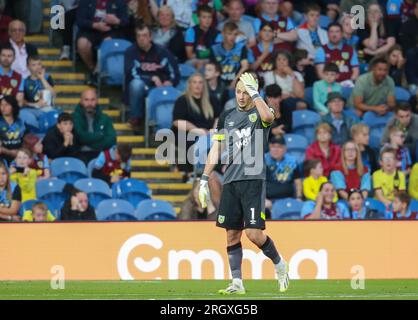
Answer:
[{"left": 216, "top": 179, "right": 266, "bottom": 230}]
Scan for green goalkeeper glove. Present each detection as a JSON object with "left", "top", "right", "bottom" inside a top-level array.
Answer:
[
  {"left": 239, "top": 72, "right": 259, "bottom": 99},
  {"left": 198, "top": 174, "right": 210, "bottom": 209}
]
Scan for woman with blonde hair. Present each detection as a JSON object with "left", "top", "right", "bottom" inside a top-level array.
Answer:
[
  {"left": 152, "top": 5, "right": 186, "bottom": 63},
  {"left": 172, "top": 72, "right": 223, "bottom": 174},
  {"left": 330, "top": 140, "right": 371, "bottom": 201}
]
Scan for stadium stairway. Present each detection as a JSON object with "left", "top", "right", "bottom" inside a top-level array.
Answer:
[{"left": 23, "top": 0, "right": 192, "bottom": 215}]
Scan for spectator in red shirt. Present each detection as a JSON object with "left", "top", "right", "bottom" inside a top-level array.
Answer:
[
  {"left": 305, "top": 122, "right": 341, "bottom": 177},
  {"left": 0, "top": 44, "right": 24, "bottom": 105}
]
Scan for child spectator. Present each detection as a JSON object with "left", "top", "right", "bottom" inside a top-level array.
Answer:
[
  {"left": 0, "top": 161, "right": 21, "bottom": 221},
  {"left": 351, "top": 123, "right": 379, "bottom": 172},
  {"left": 303, "top": 159, "right": 333, "bottom": 202},
  {"left": 347, "top": 188, "right": 382, "bottom": 219},
  {"left": 248, "top": 21, "right": 276, "bottom": 86},
  {"left": 22, "top": 55, "right": 55, "bottom": 117},
  {"left": 22, "top": 134, "right": 50, "bottom": 180},
  {"left": 409, "top": 163, "right": 418, "bottom": 199},
  {"left": 204, "top": 61, "right": 229, "bottom": 108},
  {"left": 387, "top": 191, "right": 418, "bottom": 219},
  {"left": 185, "top": 4, "right": 221, "bottom": 70},
  {"left": 42, "top": 112, "right": 80, "bottom": 160},
  {"left": 61, "top": 186, "right": 96, "bottom": 221},
  {"left": 387, "top": 44, "right": 406, "bottom": 87},
  {"left": 373, "top": 147, "right": 407, "bottom": 207},
  {"left": 313, "top": 63, "right": 342, "bottom": 115},
  {"left": 296, "top": 3, "right": 328, "bottom": 60},
  {"left": 382, "top": 125, "right": 412, "bottom": 174},
  {"left": 305, "top": 122, "right": 341, "bottom": 177},
  {"left": 330, "top": 141, "right": 371, "bottom": 201},
  {"left": 92, "top": 144, "right": 132, "bottom": 185},
  {"left": 22, "top": 201, "right": 55, "bottom": 222},
  {"left": 302, "top": 181, "right": 349, "bottom": 219},
  {"left": 210, "top": 22, "right": 248, "bottom": 88},
  {"left": 10, "top": 148, "right": 38, "bottom": 202}
]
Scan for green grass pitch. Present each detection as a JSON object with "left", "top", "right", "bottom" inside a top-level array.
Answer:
[{"left": 0, "top": 280, "right": 417, "bottom": 300}]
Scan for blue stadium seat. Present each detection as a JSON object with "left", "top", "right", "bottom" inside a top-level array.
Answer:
[
  {"left": 343, "top": 109, "right": 361, "bottom": 122},
  {"left": 364, "top": 198, "right": 387, "bottom": 219},
  {"left": 271, "top": 198, "right": 303, "bottom": 220},
  {"left": 304, "top": 87, "right": 314, "bottom": 107},
  {"left": 19, "top": 108, "right": 39, "bottom": 133},
  {"left": 87, "top": 158, "right": 96, "bottom": 178},
  {"left": 242, "top": 14, "right": 256, "bottom": 25},
  {"left": 177, "top": 63, "right": 196, "bottom": 91},
  {"left": 96, "top": 199, "right": 136, "bottom": 221},
  {"left": 112, "top": 178, "right": 151, "bottom": 208},
  {"left": 50, "top": 157, "right": 88, "bottom": 184},
  {"left": 74, "top": 178, "right": 112, "bottom": 208},
  {"left": 135, "top": 199, "right": 176, "bottom": 220},
  {"left": 36, "top": 178, "right": 67, "bottom": 215},
  {"left": 284, "top": 134, "right": 308, "bottom": 164},
  {"left": 292, "top": 110, "right": 321, "bottom": 144},
  {"left": 38, "top": 110, "right": 61, "bottom": 134},
  {"left": 362, "top": 111, "right": 394, "bottom": 150},
  {"left": 145, "top": 86, "right": 182, "bottom": 147},
  {"left": 319, "top": 15, "right": 332, "bottom": 29},
  {"left": 395, "top": 86, "right": 411, "bottom": 102},
  {"left": 410, "top": 200, "right": 418, "bottom": 212},
  {"left": 97, "top": 39, "right": 133, "bottom": 94},
  {"left": 342, "top": 87, "right": 353, "bottom": 101}
]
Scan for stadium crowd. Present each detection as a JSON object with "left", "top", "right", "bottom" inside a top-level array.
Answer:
[{"left": 0, "top": 0, "right": 417, "bottom": 222}]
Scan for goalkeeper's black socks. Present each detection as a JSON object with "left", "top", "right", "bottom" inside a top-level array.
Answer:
[
  {"left": 259, "top": 236, "right": 281, "bottom": 265},
  {"left": 227, "top": 242, "right": 243, "bottom": 279}
]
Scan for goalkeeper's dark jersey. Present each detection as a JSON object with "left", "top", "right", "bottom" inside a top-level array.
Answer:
[{"left": 213, "top": 106, "right": 273, "bottom": 184}]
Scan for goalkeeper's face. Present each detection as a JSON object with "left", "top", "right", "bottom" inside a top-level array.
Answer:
[{"left": 235, "top": 80, "right": 252, "bottom": 109}]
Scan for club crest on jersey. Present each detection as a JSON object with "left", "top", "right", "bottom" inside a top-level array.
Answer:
[
  {"left": 10, "top": 79, "right": 18, "bottom": 88},
  {"left": 249, "top": 113, "right": 257, "bottom": 122},
  {"left": 342, "top": 52, "right": 350, "bottom": 60},
  {"left": 278, "top": 21, "right": 285, "bottom": 28},
  {"left": 218, "top": 215, "right": 225, "bottom": 224}
]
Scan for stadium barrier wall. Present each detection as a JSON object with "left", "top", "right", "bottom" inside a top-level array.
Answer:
[{"left": 1, "top": 221, "right": 417, "bottom": 280}]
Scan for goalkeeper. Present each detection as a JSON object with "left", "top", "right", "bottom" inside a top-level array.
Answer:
[{"left": 199, "top": 72, "right": 289, "bottom": 295}]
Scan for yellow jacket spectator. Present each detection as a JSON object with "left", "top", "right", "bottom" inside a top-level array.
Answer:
[
  {"left": 303, "top": 159, "right": 337, "bottom": 202},
  {"left": 10, "top": 148, "right": 39, "bottom": 202},
  {"left": 22, "top": 202, "right": 55, "bottom": 222},
  {"left": 373, "top": 147, "right": 406, "bottom": 207},
  {"left": 409, "top": 163, "right": 418, "bottom": 200}
]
